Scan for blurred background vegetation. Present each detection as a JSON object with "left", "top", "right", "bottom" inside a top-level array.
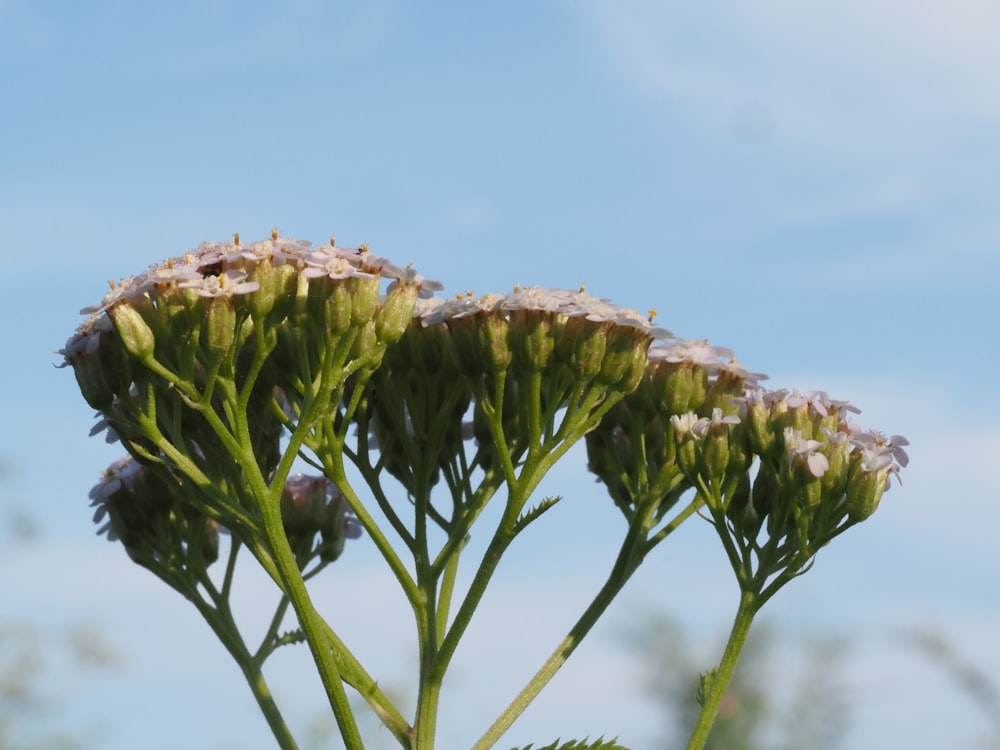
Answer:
[
  {"left": 3, "top": 452, "right": 997, "bottom": 750},
  {"left": 1, "top": 458, "right": 118, "bottom": 750},
  {"left": 624, "top": 608, "right": 1000, "bottom": 750}
]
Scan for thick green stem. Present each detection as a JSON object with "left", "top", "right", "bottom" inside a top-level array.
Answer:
[
  {"left": 317, "top": 621, "right": 414, "bottom": 746},
  {"left": 685, "top": 590, "right": 758, "bottom": 750},
  {"left": 252, "top": 473, "right": 364, "bottom": 749}
]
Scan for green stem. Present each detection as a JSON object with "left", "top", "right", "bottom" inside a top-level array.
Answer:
[
  {"left": 435, "top": 540, "right": 463, "bottom": 643},
  {"left": 471, "top": 494, "right": 701, "bottom": 749},
  {"left": 317, "top": 621, "right": 414, "bottom": 747},
  {"left": 253, "top": 472, "right": 364, "bottom": 749},
  {"left": 181, "top": 578, "right": 299, "bottom": 750},
  {"left": 238, "top": 653, "right": 298, "bottom": 749},
  {"left": 684, "top": 590, "right": 759, "bottom": 750},
  {"left": 470, "top": 542, "right": 642, "bottom": 750}
]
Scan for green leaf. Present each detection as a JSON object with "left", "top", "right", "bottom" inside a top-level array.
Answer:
[
  {"left": 274, "top": 628, "right": 307, "bottom": 648},
  {"left": 697, "top": 666, "right": 719, "bottom": 707},
  {"left": 511, "top": 737, "right": 629, "bottom": 750},
  {"left": 511, "top": 495, "right": 562, "bottom": 537}
]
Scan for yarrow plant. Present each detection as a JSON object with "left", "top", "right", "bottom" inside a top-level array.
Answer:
[{"left": 61, "top": 232, "right": 909, "bottom": 750}]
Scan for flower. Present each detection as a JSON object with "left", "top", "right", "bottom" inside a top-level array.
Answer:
[
  {"left": 850, "top": 430, "right": 909, "bottom": 485},
  {"left": 89, "top": 456, "right": 143, "bottom": 541},
  {"left": 384, "top": 263, "right": 445, "bottom": 299},
  {"left": 783, "top": 427, "right": 830, "bottom": 478},
  {"left": 301, "top": 255, "right": 376, "bottom": 281},
  {"left": 670, "top": 411, "right": 703, "bottom": 438},
  {"left": 649, "top": 339, "right": 734, "bottom": 366},
  {"left": 785, "top": 389, "right": 860, "bottom": 418},
  {"left": 177, "top": 269, "right": 260, "bottom": 297},
  {"left": 415, "top": 292, "right": 504, "bottom": 326}
]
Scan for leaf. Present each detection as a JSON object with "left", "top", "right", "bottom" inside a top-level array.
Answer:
[
  {"left": 696, "top": 667, "right": 718, "bottom": 707},
  {"left": 511, "top": 495, "right": 562, "bottom": 537},
  {"left": 511, "top": 737, "right": 629, "bottom": 750},
  {"left": 274, "top": 628, "right": 307, "bottom": 648}
]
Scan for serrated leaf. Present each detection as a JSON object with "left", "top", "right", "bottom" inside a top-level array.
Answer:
[
  {"left": 511, "top": 736, "right": 628, "bottom": 750},
  {"left": 274, "top": 628, "right": 307, "bottom": 648},
  {"left": 697, "top": 666, "right": 718, "bottom": 707},
  {"left": 511, "top": 495, "right": 562, "bottom": 536}
]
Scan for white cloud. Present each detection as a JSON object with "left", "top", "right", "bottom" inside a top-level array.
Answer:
[{"left": 579, "top": 0, "right": 1000, "bottom": 157}]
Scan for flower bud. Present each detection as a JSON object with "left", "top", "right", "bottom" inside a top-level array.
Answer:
[
  {"left": 741, "top": 390, "right": 776, "bottom": 457},
  {"left": 323, "top": 280, "right": 353, "bottom": 336},
  {"left": 569, "top": 319, "right": 608, "bottom": 380},
  {"left": 478, "top": 311, "right": 512, "bottom": 374},
  {"left": 196, "top": 518, "right": 221, "bottom": 566},
  {"left": 701, "top": 409, "right": 739, "bottom": 480},
  {"left": 844, "top": 461, "right": 888, "bottom": 522},
  {"left": 201, "top": 296, "right": 237, "bottom": 362},
  {"left": 651, "top": 360, "right": 709, "bottom": 416},
  {"left": 319, "top": 494, "right": 353, "bottom": 563},
  {"left": 599, "top": 328, "right": 650, "bottom": 392},
  {"left": 111, "top": 303, "right": 156, "bottom": 363},
  {"left": 350, "top": 275, "right": 381, "bottom": 325},
  {"left": 246, "top": 257, "right": 296, "bottom": 322},
  {"left": 509, "top": 309, "right": 554, "bottom": 372},
  {"left": 376, "top": 282, "right": 418, "bottom": 344},
  {"left": 62, "top": 323, "right": 121, "bottom": 410},
  {"left": 671, "top": 412, "right": 702, "bottom": 481}
]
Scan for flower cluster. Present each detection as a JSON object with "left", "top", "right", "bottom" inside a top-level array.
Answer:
[
  {"left": 280, "top": 474, "right": 363, "bottom": 568},
  {"left": 586, "top": 333, "right": 909, "bottom": 590},
  {"left": 89, "top": 454, "right": 220, "bottom": 572},
  {"left": 62, "top": 234, "right": 914, "bottom": 750},
  {"left": 586, "top": 336, "right": 764, "bottom": 519},
  {"left": 65, "top": 233, "right": 907, "bottom": 594}
]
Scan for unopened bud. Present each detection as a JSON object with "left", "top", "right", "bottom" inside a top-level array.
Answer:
[
  {"left": 111, "top": 304, "right": 156, "bottom": 362},
  {"left": 376, "top": 283, "right": 418, "bottom": 344}
]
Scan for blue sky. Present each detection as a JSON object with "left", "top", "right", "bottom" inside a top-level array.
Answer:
[{"left": 2, "top": 1, "right": 999, "bottom": 748}]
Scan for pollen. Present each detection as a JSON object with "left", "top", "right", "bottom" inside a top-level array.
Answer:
[
  {"left": 233, "top": 232, "right": 240, "bottom": 246},
  {"left": 271, "top": 227, "right": 279, "bottom": 241}
]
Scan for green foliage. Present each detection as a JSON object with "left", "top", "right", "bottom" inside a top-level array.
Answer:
[
  {"left": 512, "top": 495, "right": 562, "bottom": 536},
  {"left": 626, "top": 613, "right": 849, "bottom": 750},
  {"left": 512, "top": 737, "right": 628, "bottom": 750}
]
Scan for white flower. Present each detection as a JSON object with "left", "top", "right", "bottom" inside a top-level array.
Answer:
[
  {"left": 670, "top": 411, "right": 704, "bottom": 437},
  {"left": 178, "top": 269, "right": 260, "bottom": 297},
  {"left": 648, "top": 339, "right": 734, "bottom": 365},
  {"left": 384, "top": 264, "right": 445, "bottom": 298},
  {"left": 417, "top": 292, "right": 504, "bottom": 325},
  {"left": 786, "top": 390, "right": 860, "bottom": 418},
  {"left": 784, "top": 427, "right": 829, "bottom": 477},
  {"left": 301, "top": 256, "right": 375, "bottom": 281},
  {"left": 705, "top": 407, "right": 741, "bottom": 430}
]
